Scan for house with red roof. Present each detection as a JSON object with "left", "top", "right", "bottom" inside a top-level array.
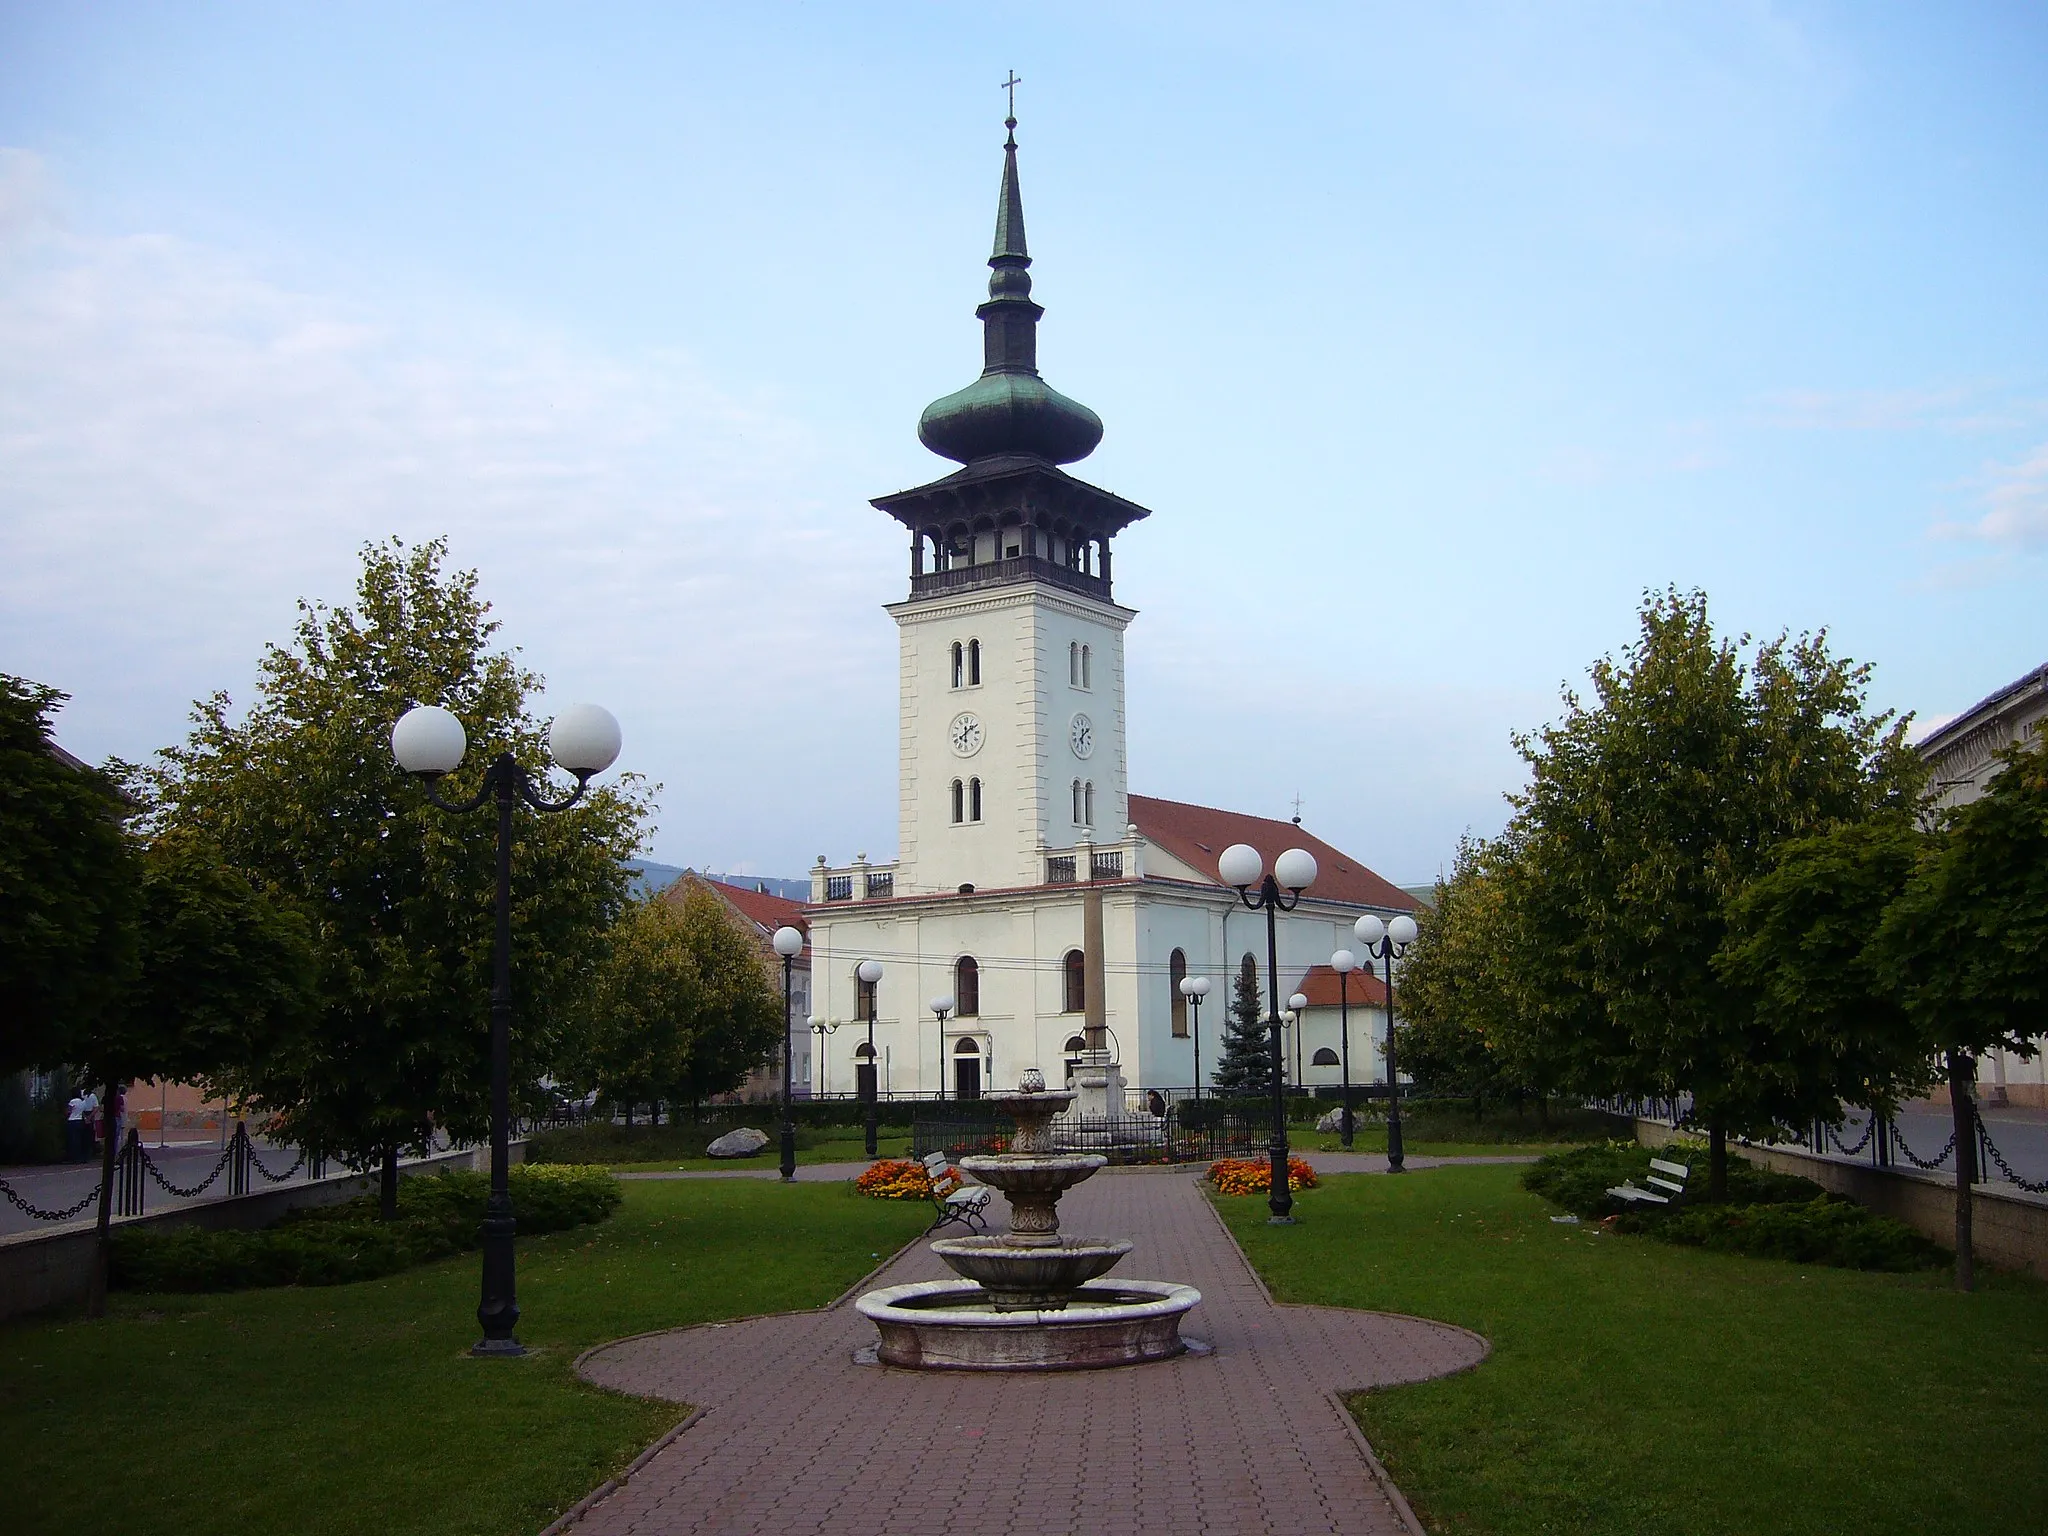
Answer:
[{"left": 660, "top": 872, "right": 813, "bottom": 1102}]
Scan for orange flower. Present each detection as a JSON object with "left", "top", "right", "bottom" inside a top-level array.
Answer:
[{"left": 1206, "top": 1157, "right": 1318, "bottom": 1195}]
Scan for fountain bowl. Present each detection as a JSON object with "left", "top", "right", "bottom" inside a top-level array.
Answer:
[
  {"left": 928, "top": 1234, "right": 1132, "bottom": 1309},
  {"left": 855, "top": 1279, "right": 1201, "bottom": 1371}
]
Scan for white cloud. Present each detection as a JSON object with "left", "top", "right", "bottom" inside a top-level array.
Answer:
[
  {"left": 0, "top": 148, "right": 903, "bottom": 870},
  {"left": 1964, "top": 442, "right": 2048, "bottom": 547}
]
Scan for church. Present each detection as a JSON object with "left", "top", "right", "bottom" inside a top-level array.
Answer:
[{"left": 803, "top": 114, "right": 1416, "bottom": 1106}]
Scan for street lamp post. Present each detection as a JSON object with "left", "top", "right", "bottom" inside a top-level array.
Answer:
[
  {"left": 809, "top": 1015, "right": 837, "bottom": 1099},
  {"left": 773, "top": 926, "right": 804, "bottom": 1182},
  {"left": 1219, "top": 842, "right": 1318, "bottom": 1224},
  {"left": 1331, "top": 949, "right": 1358, "bottom": 1148},
  {"left": 390, "top": 700, "right": 621, "bottom": 1357},
  {"left": 1179, "top": 975, "right": 1211, "bottom": 1102},
  {"left": 855, "top": 959, "right": 884, "bottom": 1157},
  {"left": 1287, "top": 992, "right": 1309, "bottom": 1088},
  {"left": 929, "top": 995, "right": 956, "bottom": 1103},
  {"left": 1355, "top": 913, "right": 1419, "bottom": 1172}
]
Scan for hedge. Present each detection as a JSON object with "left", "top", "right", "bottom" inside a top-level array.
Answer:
[
  {"left": 110, "top": 1164, "right": 621, "bottom": 1293},
  {"left": 1522, "top": 1144, "right": 1947, "bottom": 1272}
]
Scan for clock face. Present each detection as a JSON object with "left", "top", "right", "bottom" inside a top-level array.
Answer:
[
  {"left": 949, "top": 712, "right": 985, "bottom": 758},
  {"left": 1070, "top": 713, "right": 1095, "bottom": 759}
]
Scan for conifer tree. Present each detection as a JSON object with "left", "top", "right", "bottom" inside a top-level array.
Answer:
[{"left": 1210, "top": 965, "right": 1272, "bottom": 1095}]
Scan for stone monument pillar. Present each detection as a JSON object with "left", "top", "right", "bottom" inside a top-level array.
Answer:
[{"left": 1068, "top": 885, "right": 1126, "bottom": 1121}]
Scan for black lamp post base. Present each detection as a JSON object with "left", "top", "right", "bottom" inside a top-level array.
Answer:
[
  {"left": 470, "top": 1336, "right": 528, "bottom": 1358},
  {"left": 1266, "top": 1215, "right": 1296, "bottom": 1226},
  {"left": 779, "top": 1126, "right": 797, "bottom": 1183}
]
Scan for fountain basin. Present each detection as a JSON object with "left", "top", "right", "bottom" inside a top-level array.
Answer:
[
  {"left": 929, "top": 1234, "right": 1132, "bottom": 1309},
  {"left": 855, "top": 1279, "right": 1201, "bottom": 1370}
]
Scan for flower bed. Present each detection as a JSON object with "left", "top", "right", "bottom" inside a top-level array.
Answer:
[
  {"left": 1207, "top": 1156, "right": 1319, "bottom": 1196},
  {"left": 855, "top": 1159, "right": 942, "bottom": 1200}
]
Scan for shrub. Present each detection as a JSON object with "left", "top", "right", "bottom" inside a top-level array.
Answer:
[
  {"left": 1521, "top": 1145, "right": 1943, "bottom": 1272},
  {"left": 1207, "top": 1156, "right": 1318, "bottom": 1196},
  {"left": 1653, "top": 1197, "right": 1948, "bottom": 1272},
  {"left": 855, "top": 1159, "right": 939, "bottom": 1200},
  {"left": 1522, "top": 1143, "right": 1820, "bottom": 1219},
  {"left": 111, "top": 1163, "right": 621, "bottom": 1292}
]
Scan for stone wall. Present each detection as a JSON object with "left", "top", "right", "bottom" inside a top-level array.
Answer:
[{"left": 1635, "top": 1119, "right": 2048, "bottom": 1280}]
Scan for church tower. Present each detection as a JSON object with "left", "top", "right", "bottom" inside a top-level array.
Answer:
[{"left": 875, "top": 113, "right": 1153, "bottom": 897}]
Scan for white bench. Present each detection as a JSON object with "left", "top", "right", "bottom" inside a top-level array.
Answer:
[
  {"left": 1608, "top": 1156, "right": 1691, "bottom": 1206},
  {"left": 922, "top": 1150, "right": 993, "bottom": 1233}
]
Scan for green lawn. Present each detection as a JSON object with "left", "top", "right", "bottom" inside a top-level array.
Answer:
[
  {"left": 1217, "top": 1165, "right": 2046, "bottom": 1536},
  {"left": 3, "top": 1180, "right": 927, "bottom": 1536}
]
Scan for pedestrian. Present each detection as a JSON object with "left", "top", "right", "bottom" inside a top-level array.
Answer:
[
  {"left": 84, "top": 1089, "right": 102, "bottom": 1160},
  {"left": 66, "top": 1090, "right": 89, "bottom": 1162}
]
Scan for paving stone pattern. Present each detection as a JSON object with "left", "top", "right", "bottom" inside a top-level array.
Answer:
[{"left": 570, "top": 1169, "right": 1487, "bottom": 1536}]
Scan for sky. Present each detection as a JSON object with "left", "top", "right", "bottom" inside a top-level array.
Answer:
[{"left": 2, "top": 3, "right": 2044, "bottom": 886}]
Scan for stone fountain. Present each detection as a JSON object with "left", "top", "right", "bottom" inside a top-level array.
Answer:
[{"left": 855, "top": 1071, "right": 1200, "bottom": 1371}]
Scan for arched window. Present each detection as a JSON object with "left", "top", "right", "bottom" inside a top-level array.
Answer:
[
  {"left": 1063, "top": 949, "right": 1087, "bottom": 1013},
  {"left": 1071, "top": 779, "right": 1083, "bottom": 824},
  {"left": 953, "top": 1036, "right": 980, "bottom": 1054},
  {"left": 1069, "top": 641, "right": 1080, "bottom": 685},
  {"left": 968, "top": 639, "right": 981, "bottom": 686},
  {"left": 950, "top": 642, "right": 964, "bottom": 689},
  {"left": 1169, "top": 949, "right": 1188, "bottom": 1038},
  {"left": 1240, "top": 952, "right": 1259, "bottom": 1010},
  {"left": 955, "top": 956, "right": 980, "bottom": 1017},
  {"left": 1312, "top": 1047, "right": 1340, "bottom": 1066},
  {"left": 1082, "top": 781, "right": 1095, "bottom": 827},
  {"left": 950, "top": 778, "right": 964, "bottom": 824},
  {"left": 853, "top": 1041, "right": 876, "bottom": 1060},
  {"left": 1081, "top": 644, "right": 1092, "bottom": 689},
  {"left": 855, "top": 971, "right": 878, "bottom": 1023},
  {"left": 969, "top": 777, "right": 983, "bottom": 822},
  {"left": 1063, "top": 1032, "right": 1087, "bottom": 1082}
]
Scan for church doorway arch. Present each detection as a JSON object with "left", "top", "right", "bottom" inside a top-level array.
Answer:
[{"left": 952, "top": 1036, "right": 982, "bottom": 1100}]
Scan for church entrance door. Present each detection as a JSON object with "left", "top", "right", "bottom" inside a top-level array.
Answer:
[{"left": 953, "top": 1058, "right": 981, "bottom": 1100}]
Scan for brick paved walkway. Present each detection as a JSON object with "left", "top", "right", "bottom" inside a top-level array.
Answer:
[{"left": 567, "top": 1169, "right": 1487, "bottom": 1536}]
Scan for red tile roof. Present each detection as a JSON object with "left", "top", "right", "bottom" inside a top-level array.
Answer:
[
  {"left": 662, "top": 873, "right": 810, "bottom": 957},
  {"left": 1291, "top": 964, "right": 1388, "bottom": 1009},
  {"left": 1128, "top": 795, "right": 1416, "bottom": 911}
]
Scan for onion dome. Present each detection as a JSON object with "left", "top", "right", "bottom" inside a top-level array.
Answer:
[{"left": 917, "top": 118, "right": 1104, "bottom": 467}]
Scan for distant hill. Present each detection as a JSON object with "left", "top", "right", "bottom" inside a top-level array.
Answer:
[{"left": 624, "top": 861, "right": 809, "bottom": 902}]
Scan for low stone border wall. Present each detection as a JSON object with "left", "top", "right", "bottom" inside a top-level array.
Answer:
[
  {"left": 1635, "top": 1119, "right": 2048, "bottom": 1280},
  {"left": 0, "top": 1141, "right": 527, "bottom": 1323}
]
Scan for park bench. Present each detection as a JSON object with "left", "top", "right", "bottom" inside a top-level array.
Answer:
[
  {"left": 1608, "top": 1156, "right": 1691, "bottom": 1206},
  {"left": 922, "top": 1150, "right": 993, "bottom": 1234}
]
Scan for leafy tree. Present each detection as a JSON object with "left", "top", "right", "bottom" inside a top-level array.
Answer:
[
  {"left": 1504, "top": 589, "right": 1919, "bottom": 1198},
  {"left": 566, "top": 887, "right": 783, "bottom": 1116},
  {"left": 79, "top": 831, "right": 318, "bottom": 1311},
  {"left": 1393, "top": 834, "right": 1559, "bottom": 1113},
  {"left": 1875, "top": 730, "right": 2048, "bottom": 1289},
  {"left": 0, "top": 676, "right": 137, "bottom": 1074},
  {"left": 1717, "top": 816, "right": 1937, "bottom": 1127},
  {"left": 658, "top": 884, "right": 784, "bottom": 1108},
  {"left": 1211, "top": 964, "right": 1271, "bottom": 1094},
  {"left": 140, "top": 538, "right": 649, "bottom": 1213}
]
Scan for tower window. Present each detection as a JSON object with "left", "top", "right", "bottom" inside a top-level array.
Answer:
[
  {"left": 1081, "top": 644, "right": 1092, "bottom": 689},
  {"left": 956, "top": 956, "right": 980, "bottom": 1017},
  {"left": 1063, "top": 949, "right": 1087, "bottom": 1014},
  {"left": 1071, "top": 779, "right": 1084, "bottom": 825},
  {"left": 968, "top": 639, "right": 981, "bottom": 686},
  {"left": 1083, "top": 781, "right": 1095, "bottom": 827},
  {"left": 1069, "top": 641, "right": 1080, "bottom": 686},
  {"left": 1169, "top": 949, "right": 1188, "bottom": 1038},
  {"left": 951, "top": 642, "right": 964, "bottom": 689},
  {"left": 968, "top": 777, "right": 983, "bottom": 823},
  {"left": 950, "top": 779, "right": 964, "bottom": 825}
]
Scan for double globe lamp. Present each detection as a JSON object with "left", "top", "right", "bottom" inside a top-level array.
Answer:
[{"left": 390, "top": 700, "right": 622, "bottom": 1357}]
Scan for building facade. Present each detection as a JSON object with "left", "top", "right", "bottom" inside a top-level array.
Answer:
[
  {"left": 804, "top": 117, "right": 1413, "bottom": 1102},
  {"left": 1917, "top": 662, "right": 2048, "bottom": 1107}
]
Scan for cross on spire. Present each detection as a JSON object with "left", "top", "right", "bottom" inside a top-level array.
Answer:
[
  {"left": 1002, "top": 70, "right": 1022, "bottom": 128},
  {"left": 1291, "top": 793, "right": 1305, "bottom": 826}
]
